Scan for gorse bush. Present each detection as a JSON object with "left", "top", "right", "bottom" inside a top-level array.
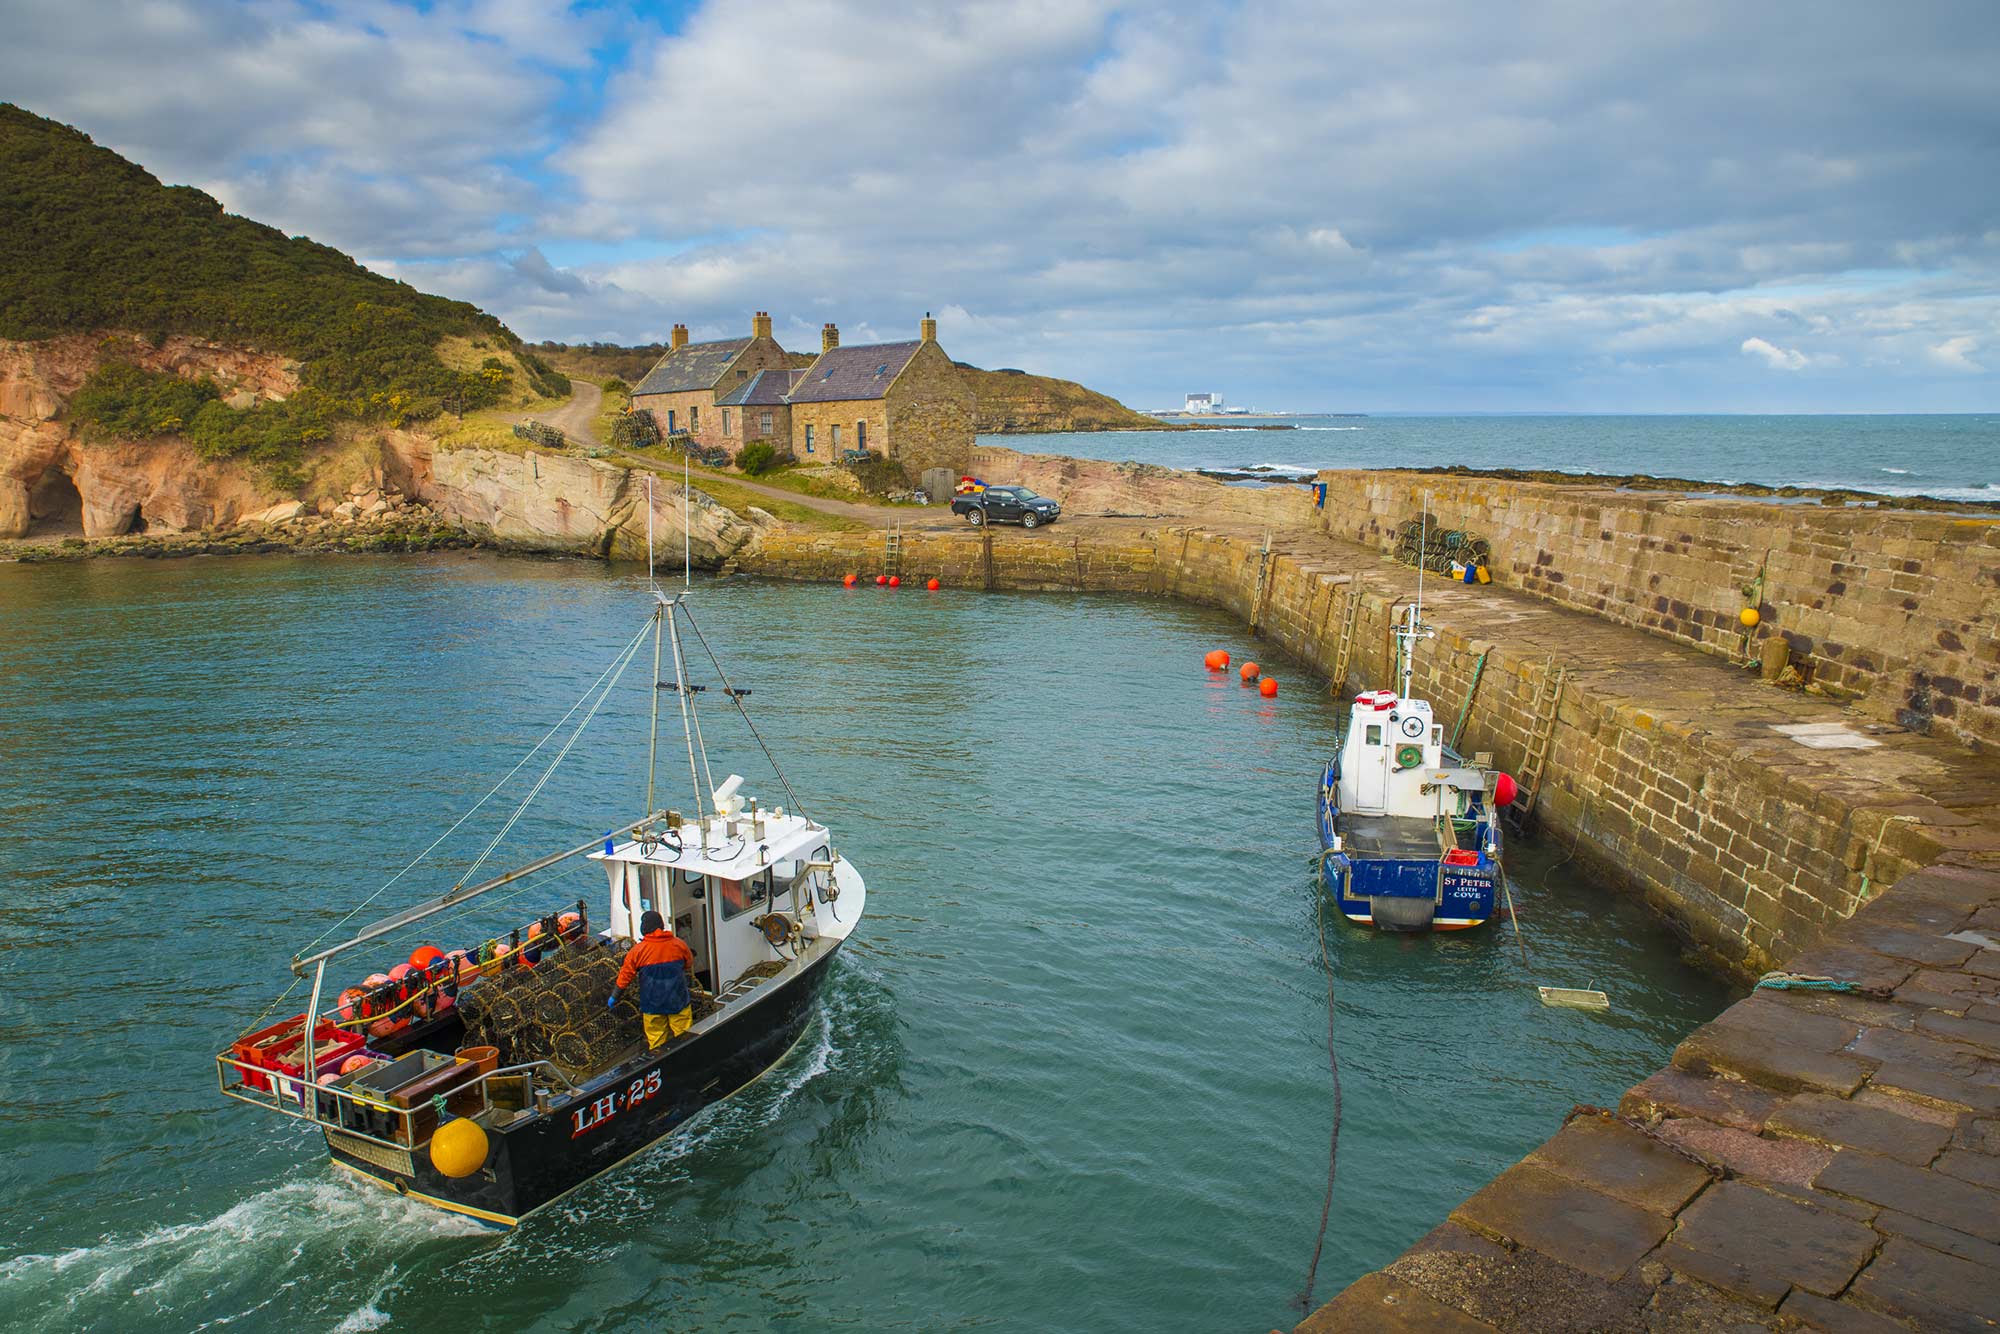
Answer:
[
  {"left": 737, "top": 440, "right": 778, "bottom": 475},
  {"left": 0, "top": 103, "right": 556, "bottom": 469}
]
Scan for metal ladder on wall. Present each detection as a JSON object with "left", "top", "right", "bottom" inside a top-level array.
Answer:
[
  {"left": 1507, "top": 661, "right": 1567, "bottom": 834},
  {"left": 1328, "top": 588, "right": 1361, "bottom": 699},
  {"left": 884, "top": 525, "right": 902, "bottom": 578}
]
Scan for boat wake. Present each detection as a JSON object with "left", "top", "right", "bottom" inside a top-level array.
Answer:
[{"left": 0, "top": 1177, "right": 483, "bottom": 1332}]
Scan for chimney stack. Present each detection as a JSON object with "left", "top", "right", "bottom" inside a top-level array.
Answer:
[
  {"left": 821, "top": 323, "right": 840, "bottom": 354},
  {"left": 919, "top": 311, "right": 937, "bottom": 343},
  {"left": 670, "top": 324, "right": 689, "bottom": 350},
  {"left": 751, "top": 311, "right": 772, "bottom": 340}
]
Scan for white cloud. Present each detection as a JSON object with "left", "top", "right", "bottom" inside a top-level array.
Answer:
[
  {"left": 1740, "top": 337, "right": 1810, "bottom": 371},
  {"left": 1930, "top": 336, "right": 1984, "bottom": 372}
]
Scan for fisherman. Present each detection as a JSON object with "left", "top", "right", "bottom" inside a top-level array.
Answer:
[{"left": 610, "top": 910, "right": 698, "bottom": 1049}]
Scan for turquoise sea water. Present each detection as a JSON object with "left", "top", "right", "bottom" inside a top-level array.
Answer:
[
  {"left": 985, "top": 413, "right": 1999, "bottom": 501},
  {"left": 0, "top": 555, "right": 1736, "bottom": 1332}
]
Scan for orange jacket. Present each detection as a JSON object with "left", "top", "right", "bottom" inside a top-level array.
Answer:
[{"left": 617, "top": 929, "right": 696, "bottom": 1014}]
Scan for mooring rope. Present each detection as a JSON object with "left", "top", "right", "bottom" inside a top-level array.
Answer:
[{"left": 1297, "top": 856, "right": 1345, "bottom": 1313}]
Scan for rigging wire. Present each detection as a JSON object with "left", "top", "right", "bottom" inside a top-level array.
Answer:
[
  {"left": 455, "top": 619, "right": 651, "bottom": 891},
  {"left": 678, "top": 601, "right": 813, "bottom": 822},
  {"left": 1297, "top": 875, "right": 1345, "bottom": 1314},
  {"left": 243, "top": 616, "right": 658, "bottom": 1032}
]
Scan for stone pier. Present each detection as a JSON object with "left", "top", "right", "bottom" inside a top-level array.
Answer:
[{"left": 737, "top": 513, "right": 2000, "bottom": 1330}]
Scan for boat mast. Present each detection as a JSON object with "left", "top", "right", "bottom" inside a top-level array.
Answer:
[
  {"left": 646, "top": 601, "right": 664, "bottom": 815},
  {"left": 1401, "top": 495, "right": 1428, "bottom": 699}
]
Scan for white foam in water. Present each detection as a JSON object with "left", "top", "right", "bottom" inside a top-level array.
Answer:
[
  {"left": 1879, "top": 467, "right": 1912, "bottom": 474},
  {"left": 0, "top": 1176, "right": 482, "bottom": 1332}
]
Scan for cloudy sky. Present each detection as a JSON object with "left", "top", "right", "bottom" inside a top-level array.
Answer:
[{"left": 7, "top": 0, "right": 1999, "bottom": 411}]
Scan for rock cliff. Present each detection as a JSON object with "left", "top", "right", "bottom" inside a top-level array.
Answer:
[{"left": 0, "top": 332, "right": 761, "bottom": 563}]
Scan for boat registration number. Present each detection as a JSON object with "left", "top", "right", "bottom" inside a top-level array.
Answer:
[{"left": 571, "top": 1069, "right": 664, "bottom": 1139}]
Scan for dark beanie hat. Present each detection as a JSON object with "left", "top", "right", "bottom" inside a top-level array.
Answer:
[{"left": 640, "top": 909, "right": 666, "bottom": 935}]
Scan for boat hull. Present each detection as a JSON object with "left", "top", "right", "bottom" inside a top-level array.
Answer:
[
  {"left": 326, "top": 944, "right": 840, "bottom": 1226},
  {"left": 1318, "top": 759, "right": 1498, "bottom": 931}
]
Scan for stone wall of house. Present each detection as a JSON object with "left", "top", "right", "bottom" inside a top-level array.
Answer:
[
  {"left": 722, "top": 402, "right": 790, "bottom": 452},
  {"left": 737, "top": 523, "right": 1948, "bottom": 977},
  {"left": 632, "top": 388, "right": 712, "bottom": 443},
  {"left": 1315, "top": 470, "right": 2000, "bottom": 748},
  {"left": 789, "top": 397, "right": 889, "bottom": 465},
  {"left": 883, "top": 342, "right": 977, "bottom": 479},
  {"left": 632, "top": 337, "right": 791, "bottom": 453}
]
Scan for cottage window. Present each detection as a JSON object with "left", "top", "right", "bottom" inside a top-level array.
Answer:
[
  {"left": 804, "top": 425, "right": 814, "bottom": 453},
  {"left": 666, "top": 409, "right": 676, "bottom": 433},
  {"left": 722, "top": 408, "right": 731, "bottom": 434},
  {"left": 856, "top": 421, "right": 866, "bottom": 450},
  {"left": 760, "top": 411, "right": 773, "bottom": 435},
  {"left": 690, "top": 405, "right": 700, "bottom": 432}
]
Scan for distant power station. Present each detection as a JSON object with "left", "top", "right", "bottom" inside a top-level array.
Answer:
[{"left": 1185, "top": 391, "right": 1223, "bottom": 412}]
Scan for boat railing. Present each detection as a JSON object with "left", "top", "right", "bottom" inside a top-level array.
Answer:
[{"left": 214, "top": 1051, "right": 583, "bottom": 1154}]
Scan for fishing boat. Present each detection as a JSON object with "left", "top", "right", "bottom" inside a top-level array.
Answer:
[
  {"left": 1317, "top": 601, "right": 1513, "bottom": 932},
  {"left": 214, "top": 584, "right": 866, "bottom": 1228}
]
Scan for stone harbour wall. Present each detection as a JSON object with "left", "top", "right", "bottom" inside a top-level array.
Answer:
[
  {"left": 736, "top": 523, "right": 1952, "bottom": 977},
  {"left": 1315, "top": 471, "right": 2000, "bottom": 749}
]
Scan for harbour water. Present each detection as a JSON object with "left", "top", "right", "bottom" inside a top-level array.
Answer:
[
  {"left": 0, "top": 555, "right": 1737, "bottom": 1332},
  {"left": 988, "top": 413, "right": 1999, "bottom": 501}
]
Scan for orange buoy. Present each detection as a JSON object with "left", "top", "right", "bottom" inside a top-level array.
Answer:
[
  {"left": 338, "top": 1054, "right": 375, "bottom": 1075},
  {"left": 889, "top": 575, "right": 901, "bottom": 587},
  {"left": 368, "top": 1017, "right": 405, "bottom": 1039},
  {"left": 337, "top": 987, "right": 366, "bottom": 1021},
  {"left": 557, "top": 911, "right": 582, "bottom": 938},
  {"left": 1260, "top": 677, "right": 1278, "bottom": 698},
  {"left": 1239, "top": 661, "right": 1261, "bottom": 682},
  {"left": 875, "top": 574, "right": 888, "bottom": 586},
  {"left": 408, "top": 945, "right": 444, "bottom": 971},
  {"left": 927, "top": 578, "right": 940, "bottom": 591},
  {"left": 843, "top": 573, "right": 857, "bottom": 588},
  {"left": 1202, "top": 650, "right": 1224, "bottom": 671}
]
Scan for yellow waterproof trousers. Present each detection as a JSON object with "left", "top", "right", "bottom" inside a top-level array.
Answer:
[{"left": 642, "top": 1006, "right": 694, "bottom": 1049}]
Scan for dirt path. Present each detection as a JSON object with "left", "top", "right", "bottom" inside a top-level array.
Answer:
[{"left": 514, "top": 379, "right": 605, "bottom": 448}]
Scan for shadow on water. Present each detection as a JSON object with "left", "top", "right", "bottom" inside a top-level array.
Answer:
[{"left": 0, "top": 555, "right": 1738, "bottom": 1332}]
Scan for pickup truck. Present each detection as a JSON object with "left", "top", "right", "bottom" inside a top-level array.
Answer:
[{"left": 950, "top": 485, "right": 1061, "bottom": 529}]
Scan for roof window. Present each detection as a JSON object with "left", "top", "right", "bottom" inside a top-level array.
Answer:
[{"left": 876, "top": 363, "right": 889, "bottom": 375}]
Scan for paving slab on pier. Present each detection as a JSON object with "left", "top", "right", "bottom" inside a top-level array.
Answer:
[{"left": 1297, "top": 862, "right": 2000, "bottom": 1332}]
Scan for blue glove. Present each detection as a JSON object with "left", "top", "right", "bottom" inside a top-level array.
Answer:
[{"left": 606, "top": 993, "right": 618, "bottom": 1009}]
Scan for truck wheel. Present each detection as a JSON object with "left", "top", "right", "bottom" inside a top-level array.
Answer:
[
  {"left": 967, "top": 508, "right": 985, "bottom": 526},
  {"left": 1021, "top": 512, "right": 1040, "bottom": 529}
]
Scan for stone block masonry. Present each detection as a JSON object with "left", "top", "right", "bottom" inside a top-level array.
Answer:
[{"left": 1316, "top": 471, "right": 2000, "bottom": 750}]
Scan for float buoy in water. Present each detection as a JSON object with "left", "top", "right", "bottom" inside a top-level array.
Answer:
[
  {"left": 888, "top": 575, "right": 901, "bottom": 588},
  {"left": 1204, "top": 649, "right": 1229, "bottom": 671},
  {"left": 927, "top": 578, "right": 940, "bottom": 591},
  {"left": 1493, "top": 772, "right": 1519, "bottom": 806},
  {"left": 843, "top": 574, "right": 857, "bottom": 588},
  {"left": 430, "top": 1117, "right": 489, "bottom": 1178},
  {"left": 1239, "top": 661, "right": 1261, "bottom": 683},
  {"left": 1260, "top": 677, "right": 1278, "bottom": 698},
  {"left": 875, "top": 575, "right": 888, "bottom": 586}
]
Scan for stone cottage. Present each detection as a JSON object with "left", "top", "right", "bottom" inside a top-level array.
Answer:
[
  {"left": 785, "top": 315, "right": 975, "bottom": 476},
  {"left": 713, "top": 368, "right": 807, "bottom": 453},
  {"left": 629, "top": 311, "right": 791, "bottom": 449}
]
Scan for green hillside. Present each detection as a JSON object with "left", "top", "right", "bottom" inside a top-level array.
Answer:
[{"left": 0, "top": 104, "right": 565, "bottom": 474}]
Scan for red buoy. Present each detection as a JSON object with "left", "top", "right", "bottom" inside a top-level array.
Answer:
[
  {"left": 842, "top": 574, "right": 857, "bottom": 588},
  {"left": 888, "top": 575, "right": 901, "bottom": 588},
  {"left": 927, "top": 578, "right": 940, "bottom": 591},
  {"left": 1239, "top": 661, "right": 1261, "bottom": 682},
  {"left": 1260, "top": 677, "right": 1278, "bottom": 698},
  {"left": 876, "top": 574, "right": 888, "bottom": 586},
  {"left": 1493, "top": 772, "right": 1519, "bottom": 806}
]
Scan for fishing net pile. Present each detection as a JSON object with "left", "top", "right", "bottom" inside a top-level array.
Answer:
[
  {"left": 455, "top": 938, "right": 724, "bottom": 1079},
  {"left": 1394, "top": 519, "right": 1490, "bottom": 574}
]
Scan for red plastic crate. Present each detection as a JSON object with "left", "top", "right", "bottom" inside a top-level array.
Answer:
[{"left": 231, "top": 1015, "right": 361, "bottom": 1093}]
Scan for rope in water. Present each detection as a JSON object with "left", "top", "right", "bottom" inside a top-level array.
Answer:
[{"left": 1297, "top": 856, "right": 1345, "bottom": 1313}]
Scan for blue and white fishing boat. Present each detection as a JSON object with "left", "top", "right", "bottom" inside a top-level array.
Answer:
[{"left": 1317, "top": 600, "right": 1511, "bottom": 930}]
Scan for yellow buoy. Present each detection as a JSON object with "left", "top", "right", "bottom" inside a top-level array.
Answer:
[
  {"left": 430, "top": 1116, "right": 489, "bottom": 1178},
  {"left": 1739, "top": 607, "right": 1761, "bottom": 628}
]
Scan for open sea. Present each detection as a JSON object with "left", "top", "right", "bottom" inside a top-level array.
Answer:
[
  {"left": 985, "top": 414, "right": 1999, "bottom": 502},
  {"left": 0, "top": 555, "right": 1737, "bottom": 1332}
]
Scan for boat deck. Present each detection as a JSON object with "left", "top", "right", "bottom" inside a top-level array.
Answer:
[{"left": 1339, "top": 812, "right": 1476, "bottom": 859}]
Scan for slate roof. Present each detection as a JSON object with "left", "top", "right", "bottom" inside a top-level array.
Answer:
[
  {"left": 715, "top": 368, "right": 807, "bottom": 407},
  {"left": 786, "top": 340, "right": 923, "bottom": 404},
  {"left": 632, "top": 338, "right": 752, "bottom": 395}
]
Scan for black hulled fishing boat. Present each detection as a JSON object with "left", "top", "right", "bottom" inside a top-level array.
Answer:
[{"left": 215, "top": 581, "right": 866, "bottom": 1227}]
